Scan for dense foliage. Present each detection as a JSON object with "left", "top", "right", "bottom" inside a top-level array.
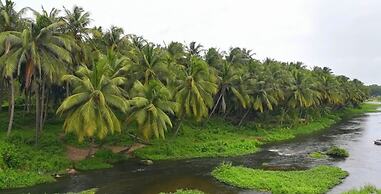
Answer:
[
  {"left": 0, "top": 0, "right": 370, "bottom": 143},
  {"left": 212, "top": 163, "right": 348, "bottom": 194}
]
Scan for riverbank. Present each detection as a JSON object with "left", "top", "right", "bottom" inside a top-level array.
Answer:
[
  {"left": 0, "top": 103, "right": 379, "bottom": 190},
  {"left": 135, "top": 103, "right": 380, "bottom": 160}
]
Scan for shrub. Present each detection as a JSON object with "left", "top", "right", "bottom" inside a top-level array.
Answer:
[
  {"left": 326, "top": 146, "right": 349, "bottom": 158},
  {"left": 0, "top": 169, "right": 54, "bottom": 189},
  {"left": 94, "top": 149, "right": 125, "bottom": 163},
  {"left": 75, "top": 158, "right": 112, "bottom": 171}
]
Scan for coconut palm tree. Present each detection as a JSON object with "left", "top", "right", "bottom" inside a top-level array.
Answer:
[
  {"left": 128, "top": 80, "right": 177, "bottom": 139},
  {"left": 174, "top": 56, "right": 218, "bottom": 129},
  {"left": 0, "top": 0, "right": 27, "bottom": 136},
  {"left": 56, "top": 60, "right": 128, "bottom": 141},
  {"left": 0, "top": 13, "right": 75, "bottom": 141},
  {"left": 209, "top": 61, "right": 249, "bottom": 119},
  {"left": 129, "top": 43, "right": 167, "bottom": 84},
  {"left": 287, "top": 70, "right": 321, "bottom": 118}
]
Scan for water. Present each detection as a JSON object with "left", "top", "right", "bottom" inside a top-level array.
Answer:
[{"left": 2, "top": 111, "right": 381, "bottom": 194}]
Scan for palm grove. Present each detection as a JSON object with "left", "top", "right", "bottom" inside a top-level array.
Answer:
[{"left": 0, "top": 1, "right": 369, "bottom": 144}]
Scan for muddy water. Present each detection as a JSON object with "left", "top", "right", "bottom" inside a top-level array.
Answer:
[{"left": 2, "top": 111, "right": 381, "bottom": 194}]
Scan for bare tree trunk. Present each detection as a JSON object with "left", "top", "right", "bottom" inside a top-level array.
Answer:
[
  {"left": 7, "top": 77, "right": 14, "bottom": 137},
  {"left": 238, "top": 109, "right": 250, "bottom": 126}
]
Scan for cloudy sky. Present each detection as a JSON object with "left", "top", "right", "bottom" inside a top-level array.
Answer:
[{"left": 15, "top": 0, "right": 381, "bottom": 84}]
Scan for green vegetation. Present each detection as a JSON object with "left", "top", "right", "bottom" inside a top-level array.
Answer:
[
  {"left": 67, "top": 188, "right": 98, "bottom": 194},
  {"left": 326, "top": 146, "right": 349, "bottom": 158},
  {"left": 212, "top": 163, "right": 348, "bottom": 194},
  {"left": 0, "top": 0, "right": 375, "bottom": 190},
  {"left": 159, "top": 189, "right": 205, "bottom": 194},
  {"left": 309, "top": 152, "right": 327, "bottom": 159},
  {"left": 343, "top": 185, "right": 381, "bottom": 194},
  {"left": 136, "top": 103, "right": 377, "bottom": 160}
]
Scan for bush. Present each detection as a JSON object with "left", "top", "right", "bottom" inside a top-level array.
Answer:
[
  {"left": 75, "top": 158, "right": 112, "bottom": 171},
  {"left": 326, "top": 146, "right": 349, "bottom": 158},
  {"left": 94, "top": 149, "right": 125, "bottom": 163},
  {"left": 0, "top": 142, "right": 23, "bottom": 169},
  {"left": 0, "top": 169, "right": 54, "bottom": 189}
]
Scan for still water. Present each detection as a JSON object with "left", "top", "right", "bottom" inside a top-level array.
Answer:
[{"left": 2, "top": 110, "right": 381, "bottom": 194}]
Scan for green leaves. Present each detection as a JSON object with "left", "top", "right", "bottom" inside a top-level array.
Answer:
[
  {"left": 57, "top": 60, "right": 127, "bottom": 141},
  {"left": 128, "top": 80, "right": 177, "bottom": 139}
]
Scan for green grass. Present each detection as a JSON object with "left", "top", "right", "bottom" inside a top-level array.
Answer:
[
  {"left": 326, "top": 146, "right": 349, "bottom": 158},
  {"left": 136, "top": 103, "right": 379, "bottom": 160},
  {"left": 212, "top": 163, "right": 348, "bottom": 194},
  {"left": 159, "top": 189, "right": 205, "bottom": 194},
  {"left": 66, "top": 188, "right": 98, "bottom": 194},
  {"left": 0, "top": 110, "right": 128, "bottom": 189},
  {"left": 342, "top": 185, "right": 381, "bottom": 194},
  {"left": 309, "top": 152, "right": 327, "bottom": 159}
]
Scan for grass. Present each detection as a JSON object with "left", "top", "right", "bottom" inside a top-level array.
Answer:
[
  {"left": 0, "top": 110, "right": 128, "bottom": 189},
  {"left": 159, "top": 189, "right": 205, "bottom": 194},
  {"left": 212, "top": 163, "right": 348, "bottom": 194},
  {"left": 136, "top": 103, "right": 379, "bottom": 160},
  {"left": 326, "top": 146, "right": 349, "bottom": 158},
  {"left": 342, "top": 185, "right": 381, "bottom": 194},
  {"left": 66, "top": 188, "right": 98, "bottom": 194},
  {"left": 309, "top": 152, "right": 327, "bottom": 159}
]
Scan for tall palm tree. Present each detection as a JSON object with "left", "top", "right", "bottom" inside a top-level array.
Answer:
[
  {"left": 63, "top": 5, "right": 91, "bottom": 41},
  {"left": 287, "top": 70, "right": 321, "bottom": 118},
  {"left": 0, "top": 13, "right": 75, "bottom": 141},
  {"left": 209, "top": 61, "right": 249, "bottom": 119},
  {"left": 129, "top": 43, "right": 167, "bottom": 84},
  {"left": 56, "top": 60, "right": 128, "bottom": 141},
  {"left": 0, "top": 0, "right": 27, "bottom": 136},
  {"left": 128, "top": 80, "right": 177, "bottom": 139},
  {"left": 174, "top": 56, "right": 218, "bottom": 130}
]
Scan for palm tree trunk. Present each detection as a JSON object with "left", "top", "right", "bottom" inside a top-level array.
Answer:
[
  {"left": 174, "top": 119, "right": 183, "bottom": 136},
  {"left": 39, "top": 80, "right": 45, "bottom": 132},
  {"left": 238, "top": 109, "right": 250, "bottom": 126},
  {"left": 66, "top": 81, "right": 70, "bottom": 97},
  {"left": 43, "top": 91, "right": 49, "bottom": 126},
  {"left": 35, "top": 83, "right": 40, "bottom": 145},
  {"left": 7, "top": 77, "right": 15, "bottom": 137},
  {"left": 0, "top": 81, "right": 3, "bottom": 112},
  {"left": 208, "top": 92, "right": 223, "bottom": 120}
]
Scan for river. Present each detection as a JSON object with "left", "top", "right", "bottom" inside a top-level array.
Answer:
[{"left": 2, "top": 110, "right": 381, "bottom": 194}]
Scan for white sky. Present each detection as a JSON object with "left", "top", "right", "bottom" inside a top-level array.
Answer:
[{"left": 15, "top": 0, "right": 381, "bottom": 84}]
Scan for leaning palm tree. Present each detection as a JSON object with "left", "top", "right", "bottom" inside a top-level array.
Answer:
[
  {"left": 174, "top": 56, "right": 218, "bottom": 130},
  {"left": 56, "top": 60, "right": 128, "bottom": 141},
  {"left": 128, "top": 80, "right": 177, "bottom": 139}
]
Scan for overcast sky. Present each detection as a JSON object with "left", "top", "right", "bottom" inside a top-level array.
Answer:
[{"left": 15, "top": 0, "right": 381, "bottom": 84}]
